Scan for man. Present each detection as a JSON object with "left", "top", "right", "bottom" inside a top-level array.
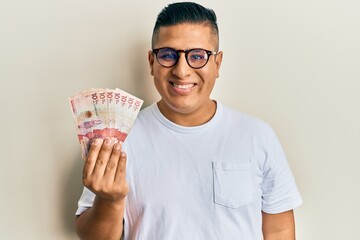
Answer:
[{"left": 75, "top": 2, "right": 302, "bottom": 240}]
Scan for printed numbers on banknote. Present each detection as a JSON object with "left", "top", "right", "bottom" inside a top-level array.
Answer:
[{"left": 69, "top": 88, "right": 143, "bottom": 159}]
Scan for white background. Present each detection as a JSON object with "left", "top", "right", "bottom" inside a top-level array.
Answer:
[{"left": 1, "top": 0, "right": 359, "bottom": 239}]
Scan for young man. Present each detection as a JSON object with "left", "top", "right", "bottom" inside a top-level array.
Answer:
[{"left": 75, "top": 2, "right": 302, "bottom": 240}]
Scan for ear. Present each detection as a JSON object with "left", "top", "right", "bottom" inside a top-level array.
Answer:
[
  {"left": 148, "top": 50, "right": 155, "bottom": 76},
  {"left": 214, "top": 51, "right": 223, "bottom": 78}
]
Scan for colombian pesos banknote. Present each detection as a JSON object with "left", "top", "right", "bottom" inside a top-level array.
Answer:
[{"left": 69, "top": 88, "right": 143, "bottom": 160}]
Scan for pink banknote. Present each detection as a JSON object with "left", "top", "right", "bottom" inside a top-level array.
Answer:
[{"left": 69, "top": 88, "right": 143, "bottom": 159}]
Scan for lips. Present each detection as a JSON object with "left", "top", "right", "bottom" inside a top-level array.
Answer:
[{"left": 170, "top": 82, "right": 196, "bottom": 89}]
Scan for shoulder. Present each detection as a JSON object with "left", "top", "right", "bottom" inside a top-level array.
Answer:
[
  {"left": 122, "top": 103, "right": 158, "bottom": 149},
  {"left": 219, "top": 103, "right": 274, "bottom": 136},
  {"left": 137, "top": 104, "right": 154, "bottom": 119},
  {"left": 129, "top": 103, "right": 157, "bottom": 130}
]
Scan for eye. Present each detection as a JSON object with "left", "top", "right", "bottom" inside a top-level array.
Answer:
[
  {"left": 189, "top": 50, "right": 207, "bottom": 61},
  {"left": 158, "top": 49, "right": 177, "bottom": 61}
]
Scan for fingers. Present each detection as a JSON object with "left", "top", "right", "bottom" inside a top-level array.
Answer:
[
  {"left": 103, "top": 142, "right": 122, "bottom": 180},
  {"left": 114, "top": 151, "right": 127, "bottom": 184},
  {"left": 91, "top": 138, "right": 116, "bottom": 177},
  {"left": 84, "top": 138, "right": 127, "bottom": 180},
  {"left": 83, "top": 138, "right": 103, "bottom": 179},
  {"left": 82, "top": 138, "right": 128, "bottom": 201}
]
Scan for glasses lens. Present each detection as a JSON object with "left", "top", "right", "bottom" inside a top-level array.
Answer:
[
  {"left": 156, "top": 48, "right": 178, "bottom": 67},
  {"left": 187, "top": 49, "right": 209, "bottom": 68}
]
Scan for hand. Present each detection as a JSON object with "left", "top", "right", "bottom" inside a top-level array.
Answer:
[{"left": 83, "top": 138, "right": 129, "bottom": 202}]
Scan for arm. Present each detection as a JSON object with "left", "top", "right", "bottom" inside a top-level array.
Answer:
[
  {"left": 262, "top": 210, "right": 296, "bottom": 240},
  {"left": 75, "top": 138, "right": 129, "bottom": 240}
]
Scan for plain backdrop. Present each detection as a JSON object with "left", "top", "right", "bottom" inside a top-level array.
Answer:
[{"left": 1, "top": 0, "right": 359, "bottom": 239}]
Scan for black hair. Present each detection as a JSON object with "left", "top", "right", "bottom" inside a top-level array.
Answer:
[{"left": 152, "top": 2, "right": 219, "bottom": 49}]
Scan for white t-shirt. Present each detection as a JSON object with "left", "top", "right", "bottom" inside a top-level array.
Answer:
[{"left": 76, "top": 102, "right": 302, "bottom": 240}]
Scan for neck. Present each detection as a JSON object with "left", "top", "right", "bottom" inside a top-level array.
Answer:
[{"left": 157, "top": 100, "right": 217, "bottom": 127}]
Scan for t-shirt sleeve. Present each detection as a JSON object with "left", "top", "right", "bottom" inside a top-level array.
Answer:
[
  {"left": 75, "top": 187, "right": 96, "bottom": 216},
  {"left": 261, "top": 126, "right": 303, "bottom": 214}
]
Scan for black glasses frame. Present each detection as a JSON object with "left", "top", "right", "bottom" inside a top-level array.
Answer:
[{"left": 152, "top": 47, "right": 217, "bottom": 69}]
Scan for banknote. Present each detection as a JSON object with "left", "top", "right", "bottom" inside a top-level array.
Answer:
[{"left": 69, "top": 88, "right": 143, "bottom": 160}]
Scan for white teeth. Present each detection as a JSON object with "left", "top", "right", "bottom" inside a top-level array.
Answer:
[{"left": 173, "top": 83, "right": 195, "bottom": 89}]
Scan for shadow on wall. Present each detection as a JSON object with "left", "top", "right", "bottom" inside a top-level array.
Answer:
[{"left": 61, "top": 155, "right": 83, "bottom": 235}]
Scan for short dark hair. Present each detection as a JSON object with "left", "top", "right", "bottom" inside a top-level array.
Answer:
[{"left": 152, "top": 2, "right": 219, "bottom": 50}]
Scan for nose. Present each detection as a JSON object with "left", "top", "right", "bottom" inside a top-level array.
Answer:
[{"left": 171, "top": 52, "right": 192, "bottom": 78}]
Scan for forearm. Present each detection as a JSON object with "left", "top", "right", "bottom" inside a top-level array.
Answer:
[
  {"left": 262, "top": 210, "right": 295, "bottom": 240},
  {"left": 263, "top": 229, "right": 295, "bottom": 240},
  {"left": 75, "top": 197, "right": 126, "bottom": 240}
]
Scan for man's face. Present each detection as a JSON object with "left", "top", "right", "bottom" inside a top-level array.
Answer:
[{"left": 148, "top": 23, "right": 223, "bottom": 124}]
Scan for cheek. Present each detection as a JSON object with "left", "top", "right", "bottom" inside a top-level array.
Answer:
[
  {"left": 154, "top": 67, "right": 171, "bottom": 81},
  {"left": 153, "top": 78, "right": 163, "bottom": 95},
  {"left": 153, "top": 70, "right": 168, "bottom": 89},
  {"left": 198, "top": 69, "right": 216, "bottom": 84}
]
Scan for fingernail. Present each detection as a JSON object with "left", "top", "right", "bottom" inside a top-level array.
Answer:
[
  {"left": 121, "top": 152, "right": 126, "bottom": 158},
  {"left": 114, "top": 143, "right": 121, "bottom": 150},
  {"left": 105, "top": 138, "right": 112, "bottom": 145},
  {"left": 93, "top": 138, "right": 101, "bottom": 145}
]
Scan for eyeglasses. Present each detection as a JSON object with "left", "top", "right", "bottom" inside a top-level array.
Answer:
[{"left": 152, "top": 47, "right": 218, "bottom": 69}]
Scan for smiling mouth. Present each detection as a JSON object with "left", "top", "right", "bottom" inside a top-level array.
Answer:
[{"left": 170, "top": 82, "right": 196, "bottom": 89}]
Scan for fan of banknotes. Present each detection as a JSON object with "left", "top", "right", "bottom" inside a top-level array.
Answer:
[{"left": 69, "top": 88, "right": 143, "bottom": 159}]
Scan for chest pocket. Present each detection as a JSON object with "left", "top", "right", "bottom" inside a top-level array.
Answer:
[{"left": 212, "top": 162, "right": 254, "bottom": 208}]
